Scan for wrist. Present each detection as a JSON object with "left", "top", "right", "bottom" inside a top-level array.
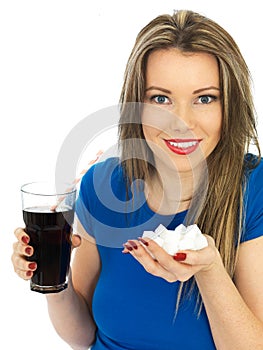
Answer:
[
  {"left": 196, "top": 249, "right": 223, "bottom": 279},
  {"left": 46, "top": 273, "right": 74, "bottom": 303}
]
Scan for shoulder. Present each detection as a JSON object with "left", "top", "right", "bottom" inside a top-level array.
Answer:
[
  {"left": 79, "top": 157, "right": 128, "bottom": 205},
  {"left": 81, "top": 157, "right": 123, "bottom": 184},
  {"left": 75, "top": 157, "right": 127, "bottom": 239},
  {"left": 80, "top": 157, "right": 126, "bottom": 195}
]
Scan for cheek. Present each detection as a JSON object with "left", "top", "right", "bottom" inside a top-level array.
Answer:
[
  {"left": 142, "top": 125, "right": 166, "bottom": 158},
  {"left": 201, "top": 113, "right": 222, "bottom": 149},
  {"left": 142, "top": 125, "right": 159, "bottom": 141},
  {"left": 203, "top": 106, "right": 222, "bottom": 135},
  {"left": 211, "top": 114, "right": 222, "bottom": 142}
]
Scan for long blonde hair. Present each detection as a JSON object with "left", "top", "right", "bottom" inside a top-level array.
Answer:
[{"left": 118, "top": 10, "right": 260, "bottom": 302}]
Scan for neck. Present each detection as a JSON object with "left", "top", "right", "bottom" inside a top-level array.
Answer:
[{"left": 145, "top": 163, "right": 204, "bottom": 215}]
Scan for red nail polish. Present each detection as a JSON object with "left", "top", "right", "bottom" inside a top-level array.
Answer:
[
  {"left": 26, "top": 271, "right": 32, "bottom": 277},
  {"left": 28, "top": 262, "right": 36, "bottom": 270},
  {"left": 124, "top": 244, "right": 133, "bottom": 251},
  {"left": 138, "top": 237, "right": 149, "bottom": 246},
  {"left": 128, "top": 240, "right": 138, "bottom": 249},
  {"left": 173, "top": 253, "right": 187, "bottom": 261},
  {"left": 22, "top": 236, "right": 29, "bottom": 244},
  {"left": 25, "top": 247, "right": 32, "bottom": 255}
]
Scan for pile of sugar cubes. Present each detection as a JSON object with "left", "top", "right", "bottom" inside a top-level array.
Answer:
[{"left": 142, "top": 224, "right": 208, "bottom": 255}]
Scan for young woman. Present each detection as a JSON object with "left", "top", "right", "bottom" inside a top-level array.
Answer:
[{"left": 12, "top": 10, "right": 263, "bottom": 349}]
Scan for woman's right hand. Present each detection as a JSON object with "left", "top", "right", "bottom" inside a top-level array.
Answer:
[
  {"left": 11, "top": 228, "right": 82, "bottom": 281},
  {"left": 11, "top": 228, "right": 36, "bottom": 280},
  {"left": 11, "top": 152, "right": 101, "bottom": 281}
]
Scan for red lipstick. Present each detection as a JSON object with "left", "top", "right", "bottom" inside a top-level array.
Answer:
[{"left": 164, "top": 139, "right": 201, "bottom": 155}]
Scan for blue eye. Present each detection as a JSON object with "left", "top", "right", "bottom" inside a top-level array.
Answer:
[
  {"left": 151, "top": 95, "right": 170, "bottom": 104},
  {"left": 198, "top": 95, "right": 216, "bottom": 104}
]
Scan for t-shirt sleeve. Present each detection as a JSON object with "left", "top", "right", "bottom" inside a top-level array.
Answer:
[
  {"left": 242, "top": 159, "right": 263, "bottom": 243},
  {"left": 75, "top": 165, "right": 95, "bottom": 238}
]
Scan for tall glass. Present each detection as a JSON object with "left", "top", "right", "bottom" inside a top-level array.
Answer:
[{"left": 21, "top": 182, "right": 76, "bottom": 293}]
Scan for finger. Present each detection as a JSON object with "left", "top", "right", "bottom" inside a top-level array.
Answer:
[
  {"left": 14, "top": 261, "right": 37, "bottom": 280},
  {"left": 125, "top": 241, "right": 178, "bottom": 283},
  {"left": 13, "top": 241, "right": 34, "bottom": 257},
  {"left": 14, "top": 227, "right": 30, "bottom": 244},
  {"left": 179, "top": 236, "right": 217, "bottom": 266},
  {"left": 122, "top": 244, "right": 131, "bottom": 254},
  {"left": 141, "top": 237, "right": 207, "bottom": 267},
  {"left": 181, "top": 247, "right": 217, "bottom": 267},
  {"left": 71, "top": 234, "right": 81, "bottom": 249},
  {"left": 137, "top": 238, "right": 199, "bottom": 281},
  {"left": 15, "top": 268, "right": 33, "bottom": 281},
  {"left": 140, "top": 238, "right": 178, "bottom": 270},
  {"left": 11, "top": 251, "right": 37, "bottom": 272}
]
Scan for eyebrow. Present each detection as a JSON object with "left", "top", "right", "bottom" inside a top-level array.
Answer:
[
  {"left": 193, "top": 86, "right": 220, "bottom": 94},
  {"left": 145, "top": 86, "right": 220, "bottom": 95},
  {"left": 145, "top": 86, "right": 171, "bottom": 94}
]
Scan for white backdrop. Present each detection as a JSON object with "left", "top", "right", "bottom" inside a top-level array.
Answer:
[{"left": 1, "top": 1, "right": 262, "bottom": 349}]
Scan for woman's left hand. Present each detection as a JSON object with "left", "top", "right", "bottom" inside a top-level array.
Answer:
[{"left": 122, "top": 235, "right": 220, "bottom": 283}]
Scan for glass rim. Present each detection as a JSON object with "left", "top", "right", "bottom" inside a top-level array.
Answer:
[{"left": 21, "top": 181, "right": 77, "bottom": 196}]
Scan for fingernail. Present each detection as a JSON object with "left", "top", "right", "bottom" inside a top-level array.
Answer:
[
  {"left": 124, "top": 244, "right": 133, "bottom": 251},
  {"left": 128, "top": 240, "right": 138, "bottom": 249},
  {"left": 25, "top": 247, "right": 32, "bottom": 255},
  {"left": 173, "top": 253, "right": 187, "bottom": 261},
  {"left": 138, "top": 237, "right": 149, "bottom": 246},
  {"left": 22, "top": 236, "right": 29, "bottom": 244},
  {"left": 26, "top": 271, "right": 32, "bottom": 277},
  {"left": 28, "top": 262, "right": 37, "bottom": 270}
]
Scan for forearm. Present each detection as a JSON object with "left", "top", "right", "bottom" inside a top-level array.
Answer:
[
  {"left": 46, "top": 282, "right": 96, "bottom": 350},
  {"left": 195, "top": 259, "right": 263, "bottom": 350}
]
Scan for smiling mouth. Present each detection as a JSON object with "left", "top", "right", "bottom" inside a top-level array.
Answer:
[{"left": 164, "top": 139, "right": 201, "bottom": 155}]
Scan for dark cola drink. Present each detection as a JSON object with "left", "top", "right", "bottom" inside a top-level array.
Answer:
[{"left": 23, "top": 206, "right": 74, "bottom": 293}]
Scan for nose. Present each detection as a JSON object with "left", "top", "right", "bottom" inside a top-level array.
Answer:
[{"left": 169, "top": 104, "right": 196, "bottom": 133}]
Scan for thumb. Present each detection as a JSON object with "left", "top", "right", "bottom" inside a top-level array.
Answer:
[{"left": 71, "top": 234, "right": 82, "bottom": 249}]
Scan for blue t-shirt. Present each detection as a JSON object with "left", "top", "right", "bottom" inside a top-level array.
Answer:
[{"left": 76, "top": 156, "right": 263, "bottom": 350}]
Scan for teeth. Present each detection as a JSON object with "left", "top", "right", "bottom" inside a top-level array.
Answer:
[{"left": 168, "top": 141, "right": 198, "bottom": 148}]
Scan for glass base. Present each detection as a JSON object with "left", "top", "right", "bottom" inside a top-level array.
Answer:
[{"left": 30, "top": 281, "right": 68, "bottom": 294}]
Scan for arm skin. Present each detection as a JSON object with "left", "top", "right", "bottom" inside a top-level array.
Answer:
[
  {"left": 46, "top": 219, "right": 101, "bottom": 350},
  {"left": 124, "top": 235, "right": 263, "bottom": 349},
  {"left": 13, "top": 159, "right": 102, "bottom": 349},
  {"left": 46, "top": 153, "right": 103, "bottom": 348},
  {"left": 195, "top": 236, "right": 263, "bottom": 349}
]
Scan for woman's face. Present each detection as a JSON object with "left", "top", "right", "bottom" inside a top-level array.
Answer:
[{"left": 142, "top": 48, "right": 222, "bottom": 173}]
